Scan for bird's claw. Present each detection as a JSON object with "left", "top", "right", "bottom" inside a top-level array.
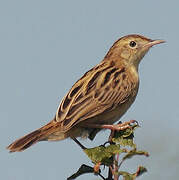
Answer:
[{"left": 102, "top": 120, "right": 138, "bottom": 131}]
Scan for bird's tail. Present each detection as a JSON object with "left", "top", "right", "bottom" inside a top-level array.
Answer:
[{"left": 7, "top": 119, "right": 60, "bottom": 152}]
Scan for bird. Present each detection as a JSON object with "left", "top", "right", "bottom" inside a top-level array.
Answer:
[{"left": 7, "top": 34, "right": 165, "bottom": 152}]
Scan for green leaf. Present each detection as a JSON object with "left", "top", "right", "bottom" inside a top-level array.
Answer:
[
  {"left": 112, "top": 124, "right": 138, "bottom": 148},
  {"left": 84, "top": 144, "right": 124, "bottom": 166},
  {"left": 67, "top": 164, "right": 95, "bottom": 180},
  {"left": 122, "top": 149, "right": 149, "bottom": 162},
  {"left": 118, "top": 166, "right": 147, "bottom": 180},
  {"left": 118, "top": 171, "right": 134, "bottom": 180}
]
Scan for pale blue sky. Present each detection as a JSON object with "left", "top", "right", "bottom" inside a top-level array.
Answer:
[{"left": 0, "top": 0, "right": 178, "bottom": 179}]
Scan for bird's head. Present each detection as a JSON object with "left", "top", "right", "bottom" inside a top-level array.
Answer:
[{"left": 105, "top": 34, "right": 165, "bottom": 69}]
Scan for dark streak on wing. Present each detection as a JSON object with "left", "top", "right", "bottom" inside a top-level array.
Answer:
[
  {"left": 101, "top": 68, "right": 118, "bottom": 87},
  {"left": 105, "top": 86, "right": 110, "bottom": 91},
  {"left": 114, "top": 71, "right": 121, "bottom": 79},
  {"left": 122, "top": 74, "right": 126, "bottom": 80},
  {"left": 70, "top": 84, "right": 82, "bottom": 98},
  {"left": 113, "top": 79, "right": 120, "bottom": 88},
  {"left": 86, "top": 65, "right": 114, "bottom": 94},
  {"left": 58, "top": 108, "right": 63, "bottom": 119},
  {"left": 98, "top": 93, "right": 105, "bottom": 101},
  {"left": 62, "top": 96, "right": 71, "bottom": 109},
  {"left": 79, "top": 62, "right": 107, "bottom": 83},
  {"left": 62, "top": 118, "right": 71, "bottom": 127},
  {"left": 63, "top": 103, "right": 92, "bottom": 126},
  {"left": 63, "top": 97, "right": 92, "bottom": 126},
  {"left": 94, "top": 89, "right": 100, "bottom": 98},
  {"left": 114, "top": 67, "right": 125, "bottom": 79},
  {"left": 86, "top": 71, "right": 101, "bottom": 93},
  {"left": 66, "top": 96, "right": 91, "bottom": 117},
  {"left": 74, "top": 93, "right": 83, "bottom": 103},
  {"left": 94, "top": 62, "right": 106, "bottom": 70}
]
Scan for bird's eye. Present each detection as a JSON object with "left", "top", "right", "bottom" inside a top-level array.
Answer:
[{"left": 129, "top": 41, "right": 137, "bottom": 48}]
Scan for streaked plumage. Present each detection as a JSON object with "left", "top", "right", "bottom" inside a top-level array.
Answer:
[{"left": 7, "top": 34, "right": 165, "bottom": 152}]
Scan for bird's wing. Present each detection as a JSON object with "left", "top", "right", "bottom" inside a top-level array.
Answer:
[{"left": 56, "top": 61, "right": 137, "bottom": 131}]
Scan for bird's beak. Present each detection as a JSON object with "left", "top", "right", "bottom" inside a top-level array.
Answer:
[{"left": 143, "top": 39, "right": 166, "bottom": 48}]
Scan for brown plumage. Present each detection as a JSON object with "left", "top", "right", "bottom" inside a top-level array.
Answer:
[{"left": 7, "top": 34, "right": 165, "bottom": 152}]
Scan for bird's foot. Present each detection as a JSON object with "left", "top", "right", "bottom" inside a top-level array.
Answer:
[
  {"left": 104, "top": 120, "right": 138, "bottom": 142},
  {"left": 97, "top": 120, "right": 138, "bottom": 131},
  {"left": 84, "top": 120, "right": 138, "bottom": 131}
]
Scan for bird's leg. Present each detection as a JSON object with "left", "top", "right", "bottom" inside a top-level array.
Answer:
[
  {"left": 103, "top": 121, "right": 134, "bottom": 145},
  {"left": 71, "top": 137, "right": 86, "bottom": 150},
  {"left": 72, "top": 120, "right": 138, "bottom": 149},
  {"left": 108, "top": 129, "right": 115, "bottom": 143},
  {"left": 85, "top": 120, "right": 138, "bottom": 131}
]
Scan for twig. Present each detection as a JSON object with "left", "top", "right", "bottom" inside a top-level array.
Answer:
[
  {"left": 98, "top": 172, "right": 106, "bottom": 180},
  {"left": 106, "top": 165, "right": 113, "bottom": 180}
]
